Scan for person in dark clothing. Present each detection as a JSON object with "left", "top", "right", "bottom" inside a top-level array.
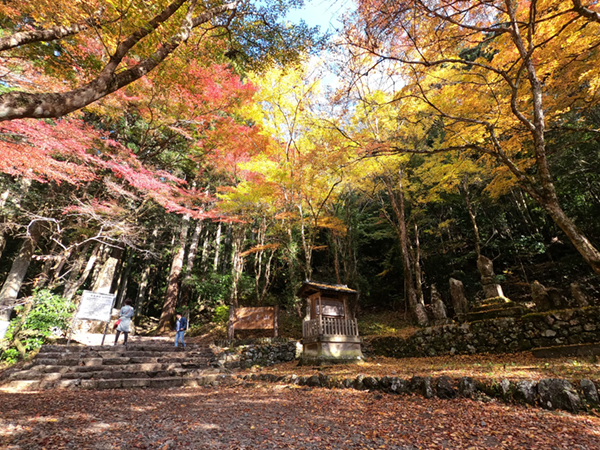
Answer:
[{"left": 174, "top": 313, "right": 187, "bottom": 347}]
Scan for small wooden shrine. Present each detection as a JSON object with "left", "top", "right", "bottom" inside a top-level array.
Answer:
[{"left": 297, "top": 281, "right": 363, "bottom": 365}]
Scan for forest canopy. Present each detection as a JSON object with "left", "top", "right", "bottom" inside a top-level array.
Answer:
[{"left": 1, "top": 0, "right": 600, "bottom": 347}]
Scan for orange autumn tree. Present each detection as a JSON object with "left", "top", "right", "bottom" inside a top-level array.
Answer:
[
  {"left": 0, "top": 35, "right": 266, "bottom": 326},
  {"left": 0, "top": 0, "right": 318, "bottom": 121},
  {"left": 218, "top": 66, "right": 353, "bottom": 299},
  {"left": 343, "top": 0, "right": 600, "bottom": 276}
]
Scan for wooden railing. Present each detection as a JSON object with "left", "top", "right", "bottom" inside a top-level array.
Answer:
[{"left": 303, "top": 317, "right": 359, "bottom": 338}]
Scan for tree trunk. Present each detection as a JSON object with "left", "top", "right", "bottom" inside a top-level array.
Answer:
[
  {"left": 0, "top": 178, "right": 32, "bottom": 261},
  {"left": 110, "top": 247, "right": 127, "bottom": 295},
  {"left": 298, "top": 204, "right": 314, "bottom": 280},
  {"left": 0, "top": 221, "right": 42, "bottom": 303},
  {"left": 48, "top": 246, "right": 73, "bottom": 288},
  {"left": 460, "top": 176, "right": 481, "bottom": 259},
  {"left": 200, "top": 228, "right": 210, "bottom": 268},
  {"left": 259, "top": 250, "right": 276, "bottom": 305},
  {"left": 505, "top": 5, "right": 600, "bottom": 277},
  {"left": 115, "top": 250, "right": 134, "bottom": 308},
  {"left": 89, "top": 245, "right": 111, "bottom": 289},
  {"left": 9, "top": 298, "right": 34, "bottom": 357},
  {"left": 213, "top": 222, "right": 222, "bottom": 272},
  {"left": 411, "top": 221, "right": 425, "bottom": 307},
  {"left": 157, "top": 215, "right": 190, "bottom": 332},
  {"left": 63, "top": 242, "right": 99, "bottom": 301},
  {"left": 332, "top": 232, "right": 342, "bottom": 285},
  {"left": 229, "top": 226, "right": 245, "bottom": 307},
  {"left": 180, "top": 219, "right": 202, "bottom": 307},
  {"left": 135, "top": 264, "right": 151, "bottom": 318},
  {"left": 384, "top": 172, "right": 429, "bottom": 326},
  {"left": 91, "top": 247, "right": 123, "bottom": 294},
  {"left": 511, "top": 188, "right": 539, "bottom": 235},
  {"left": 0, "top": 185, "right": 10, "bottom": 258},
  {"left": 33, "top": 241, "right": 59, "bottom": 288},
  {"left": 543, "top": 198, "right": 600, "bottom": 276}
]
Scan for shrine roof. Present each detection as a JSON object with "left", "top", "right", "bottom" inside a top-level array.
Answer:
[{"left": 297, "top": 280, "right": 358, "bottom": 298}]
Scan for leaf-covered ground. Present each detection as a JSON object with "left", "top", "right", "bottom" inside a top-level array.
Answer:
[
  {"left": 1, "top": 385, "right": 599, "bottom": 449},
  {"left": 237, "top": 352, "right": 600, "bottom": 383}
]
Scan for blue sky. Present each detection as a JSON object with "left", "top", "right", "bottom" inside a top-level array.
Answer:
[{"left": 286, "top": 0, "right": 350, "bottom": 33}]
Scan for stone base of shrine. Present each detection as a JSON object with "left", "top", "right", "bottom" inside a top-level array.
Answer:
[{"left": 300, "top": 335, "right": 364, "bottom": 365}]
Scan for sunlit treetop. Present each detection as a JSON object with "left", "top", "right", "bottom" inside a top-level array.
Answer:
[{"left": 0, "top": 0, "right": 323, "bottom": 122}]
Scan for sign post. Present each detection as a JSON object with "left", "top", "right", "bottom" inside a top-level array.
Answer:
[
  {"left": 67, "top": 290, "right": 116, "bottom": 346},
  {"left": 0, "top": 320, "right": 9, "bottom": 341}
]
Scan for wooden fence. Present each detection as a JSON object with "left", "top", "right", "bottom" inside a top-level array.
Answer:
[{"left": 302, "top": 317, "right": 359, "bottom": 338}]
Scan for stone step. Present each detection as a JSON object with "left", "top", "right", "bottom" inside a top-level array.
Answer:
[
  {"left": 1, "top": 343, "right": 224, "bottom": 391},
  {"left": 25, "top": 361, "right": 193, "bottom": 374},
  {"left": 2, "top": 374, "right": 235, "bottom": 391},
  {"left": 471, "top": 301, "right": 518, "bottom": 313},
  {"left": 465, "top": 306, "right": 526, "bottom": 322},
  {"left": 36, "top": 348, "right": 212, "bottom": 358},
  {"left": 532, "top": 342, "right": 600, "bottom": 358},
  {"left": 35, "top": 349, "right": 212, "bottom": 358},
  {"left": 5, "top": 365, "right": 209, "bottom": 381},
  {"left": 38, "top": 344, "right": 207, "bottom": 354},
  {"left": 31, "top": 356, "right": 210, "bottom": 367}
]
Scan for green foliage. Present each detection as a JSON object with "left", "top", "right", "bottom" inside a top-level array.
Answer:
[
  {"left": 358, "top": 311, "right": 413, "bottom": 337},
  {"left": 212, "top": 305, "right": 230, "bottom": 324},
  {"left": 1, "top": 290, "right": 75, "bottom": 362},
  {"left": 1, "top": 348, "right": 19, "bottom": 365},
  {"left": 277, "top": 311, "right": 303, "bottom": 339},
  {"left": 20, "top": 290, "right": 74, "bottom": 339},
  {"left": 191, "top": 272, "right": 234, "bottom": 307}
]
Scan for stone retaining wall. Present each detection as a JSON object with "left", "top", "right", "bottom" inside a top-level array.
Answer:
[
  {"left": 369, "top": 306, "right": 600, "bottom": 358},
  {"left": 213, "top": 338, "right": 301, "bottom": 369},
  {"left": 241, "top": 372, "right": 598, "bottom": 413}
]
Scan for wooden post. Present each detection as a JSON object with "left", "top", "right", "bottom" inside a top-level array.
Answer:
[
  {"left": 273, "top": 305, "right": 279, "bottom": 337},
  {"left": 228, "top": 306, "right": 235, "bottom": 341}
]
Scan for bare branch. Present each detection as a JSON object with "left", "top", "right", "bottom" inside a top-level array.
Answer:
[{"left": 572, "top": 0, "right": 600, "bottom": 23}]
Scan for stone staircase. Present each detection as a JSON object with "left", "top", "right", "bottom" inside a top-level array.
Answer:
[{"left": 0, "top": 343, "right": 230, "bottom": 391}]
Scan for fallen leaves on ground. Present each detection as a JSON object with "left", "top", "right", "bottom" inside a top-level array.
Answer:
[
  {"left": 1, "top": 385, "right": 599, "bottom": 449},
  {"left": 241, "top": 352, "right": 600, "bottom": 383}
]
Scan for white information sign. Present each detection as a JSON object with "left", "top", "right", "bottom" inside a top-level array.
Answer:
[
  {"left": 76, "top": 290, "right": 115, "bottom": 322},
  {"left": 0, "top": 320, "right": 10, "bottom": 340}
]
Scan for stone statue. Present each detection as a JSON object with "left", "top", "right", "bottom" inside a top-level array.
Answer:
[
  {"left": 570, "top": 283, "right": 590, "bottom": 308},
  {"left": 531, "top": 281, "right": 552, "bottom": 311},
  {"left": 431, "top": 285, "right": 447, "bottom": 321},
  {"left": 477, "top": 255, "right": 504, "bottom": 299},
  {"left": 449, "top": 278, "right": 469, "bottom": 315}
]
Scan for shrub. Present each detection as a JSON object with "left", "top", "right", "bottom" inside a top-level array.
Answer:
[
  {"left": 212, "top": 305, "right": 230, "bottom": 324},
  {"left": 0, "top": 289, "right": 75, "bottom": 362}
]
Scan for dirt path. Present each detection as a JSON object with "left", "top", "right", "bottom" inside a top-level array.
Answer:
[{"left": 1, "top": 385, "right": 599, "bottom": 449}]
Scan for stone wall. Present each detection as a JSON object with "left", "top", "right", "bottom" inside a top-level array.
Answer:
[
  {"left": 239, "top": 372, "right": 597, "bottom": 413},
  {"left": 213, "top": 338, "right": 301, "bottom": 369},
  {"left": 369, "top": 306, "right": 600, "bottom": 358}
]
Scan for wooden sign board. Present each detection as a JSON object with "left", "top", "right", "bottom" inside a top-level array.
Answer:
[{"left": 228, "top": 306, "right": 278, "bottom": 340}]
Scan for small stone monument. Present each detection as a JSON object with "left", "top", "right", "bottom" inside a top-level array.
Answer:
[
  {"left": 431, "top": 285, "right": 447, "bottom": 322},
  {"left": 547, "top": 287, "right": 568, "bottom": 309},
  {"left": 531, "top": 280, "right": 553, "bottom": 311},
  {"left": 570, "top": 283, "right": 590, "bottom": 307},
  {"left": 449, "top": 278, "right": 469, "bottom": 315},
  {"left": 477, "top": 255, "right": 504, "bottom": 299}
]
